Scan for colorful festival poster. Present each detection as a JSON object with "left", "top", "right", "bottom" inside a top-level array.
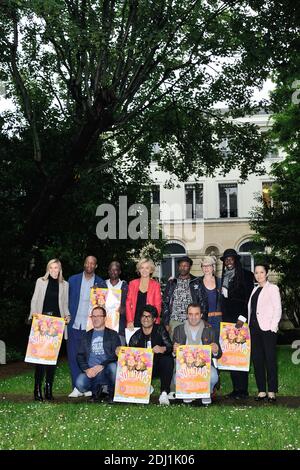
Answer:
[
  {"left": 105, "top": 288, "right": 122, "bottom": 332},
  {"left": 217, "top": 322, "right": 251, "bottom": 371},
  {"left": 25, "top": 315, "right": 65, "bottom": 365},
  {"left": 114, "top": 347, "right": 153, "bottom": 404},
  {"left": 90, "top": 286, "right": 108, "bottom": 308},
  {"left": 86, "top": 287, "right": 109, "bottom": 331},
  {"left": 175, "top": 345, "right": 211, "bottom": 399}
]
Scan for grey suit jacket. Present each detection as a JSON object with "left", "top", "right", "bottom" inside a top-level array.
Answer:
[
  {"left": 29, "top": 277, "right": 70, "bottom": 339},
  {"left": 173, "top": 323, "right": 222, "bottom": 362}
]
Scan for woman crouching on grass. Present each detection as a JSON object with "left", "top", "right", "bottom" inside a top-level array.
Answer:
[{"left": 28, "top": 259, "right": 70, "bottom": 401}]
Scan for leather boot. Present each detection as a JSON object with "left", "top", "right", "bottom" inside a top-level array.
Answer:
[
  {"left": 34, "top": 366, "right": 44, "bottom": 401},
  {"left": 44, "top": 382, "right": 54, "bottom": 400},
  {"left": 34, "top": 382, "right": 43, "bottom": 401}
]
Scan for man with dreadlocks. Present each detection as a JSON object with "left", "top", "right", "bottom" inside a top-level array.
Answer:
[{"left": 220, "top": 249, "right": 254, "bottom": 399}]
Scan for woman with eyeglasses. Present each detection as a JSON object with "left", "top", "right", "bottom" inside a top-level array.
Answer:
[{"left": 199, "top": 256, "right": 222, "bottom": 338}]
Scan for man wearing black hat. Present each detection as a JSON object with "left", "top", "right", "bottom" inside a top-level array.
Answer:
[
  {"left": 162, "top": 256, "right": 208, "bottom": 339},
  {"left": 220, "top": 248, "right": 254, "bottom": 399},
  {"left": 129, "top": 305, "right": 174, "bottom": 405}
]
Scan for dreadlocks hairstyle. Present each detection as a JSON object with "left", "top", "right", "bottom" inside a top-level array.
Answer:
[{"left": 221, "top": 256, "right": 245, "bottom": 290}]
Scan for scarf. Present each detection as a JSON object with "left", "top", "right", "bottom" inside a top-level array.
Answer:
[
  {"left": 223, "top": 268, "right": 235, "bottom": 289},
  {"left": 184, "top": 319, "right": 205, "bottom": 345}
]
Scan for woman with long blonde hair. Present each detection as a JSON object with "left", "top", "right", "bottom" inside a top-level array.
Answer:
[{"left": 29, "top": 258, "right": 70, "bottom": 401}]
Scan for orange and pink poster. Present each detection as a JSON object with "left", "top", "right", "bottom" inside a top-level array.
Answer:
[
  {"left": 175, "top": 345, "right": 211, "bottom": 399},
  {"left": 218, "top": 322, "right": 251, "bottom": 371},
  {"left": 87, "top": 287, "right": 121, "bottom": 332},
  {"left": 114, "top": 347, "right": 153, "bottom": 404},
  {"left": 25, "top": 315, "right": 65, "bottom": 365},
  {"left": 90, "top": 287, "right": 108, "bottom": 308},
  {"left": 105, "top": 288, "right": 122, "bottom": 332}
]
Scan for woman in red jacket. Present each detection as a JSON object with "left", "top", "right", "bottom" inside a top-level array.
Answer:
[{"left": 126, "top": 258, "right": 162, "bottom": 329}]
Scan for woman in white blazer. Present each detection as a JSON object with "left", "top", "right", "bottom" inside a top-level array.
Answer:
[
  {"left": 247, "top": 264, "right": 282, "bottom": 402},
  {"left": 29, "top": 259, "right": 70, "bottom": 401}
]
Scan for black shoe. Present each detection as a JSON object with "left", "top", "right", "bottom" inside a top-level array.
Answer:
[
  {"left": 236, "top": 392, "right": 249, "bottom": 399},
  {"left": 34, "top": 384, "right": 43, "bottom": 402},
  {"left": 255, "top": 394, "right": 267, "bottom": 402},
  {"left": 225, "top": 391, "right": 238, "bottom": 399},
  {"left": 105, "top": 395, "right": 114, "bottom": 404},
  {"left": 95, "top": 385, "right": 105, "bottom": 401},
  {"left": 268, "top": 396, "right": 277, "bottom": 403},
  {"left": 44, "top": 382, "right": 54, "bottom": 401}
]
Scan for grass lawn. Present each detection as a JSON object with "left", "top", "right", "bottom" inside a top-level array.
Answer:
[{"left": 0, "top": 346, "right": 299, "bottom": 450}]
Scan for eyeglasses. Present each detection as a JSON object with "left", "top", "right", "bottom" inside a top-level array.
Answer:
[{"left": 141, "top": 315, "right": 153, "bottom": 319}]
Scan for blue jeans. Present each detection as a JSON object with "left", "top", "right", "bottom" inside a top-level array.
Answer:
[
  {"left": 208, "top": 315, "right": 222, "bottom": 339},
  {"left": 76, "top": 362, "right": 117, "bottom": 396},
  {"left": 210, "top": 365, "right": 219, "bottom": 393}
]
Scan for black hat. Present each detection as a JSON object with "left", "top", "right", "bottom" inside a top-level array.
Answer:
[
  {"left": 220, "top": 248, "right": 241, "bottom": 262},
  {"left": 177, "top": 256, "right": 193, "bottom": 267},
  {"left": 141, "top": 304, "right": 158, "bottom": 319}
]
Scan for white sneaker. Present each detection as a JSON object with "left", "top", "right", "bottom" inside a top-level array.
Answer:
[
  {"left": 168, "top": 391, "right": 176, "bottom": 400},
  {"left": 68, "top": 387, "right": 83, "bottom": 398},
  {"left": 84, "top": 391, "right": 92, "bottom": 397},
  {"left": 202, "top": 397, "right": 212, "bottom": 406},
  {"left": 159, "top": 391, "right": 170, "bottom": 405},
  {"left": 150, "top": 385, "right": 154, "bottom": 395},
  {"left": 183, "top": 399, "right": 194, "bottom": 404}
]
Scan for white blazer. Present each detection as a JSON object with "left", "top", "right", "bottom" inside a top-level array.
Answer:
[{"left": 247, "top": 281, "right": 282, "bottom": 333}]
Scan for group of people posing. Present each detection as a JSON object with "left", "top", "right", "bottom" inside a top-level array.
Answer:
[{"left": 29, "top": 248, "right": 282, "bottom": 405}]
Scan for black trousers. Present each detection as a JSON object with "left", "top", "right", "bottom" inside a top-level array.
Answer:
[
  {"left": 35, "top": 365, "right": 56, "bottom": 385},
  {"left": 230, "top": 371, "right": 249, "bottom": 394},
  {"left": 152, "top": 354, "right": 174, "bottom": 394},
  {"left": 250, "top": 326, "right": 278, "bottom": 393}
]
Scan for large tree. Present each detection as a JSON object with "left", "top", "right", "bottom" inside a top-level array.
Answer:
[
  {"left": 250, "top": 1, "right": 300, "bottom": 325},
  {"left": 0, "top": 0, "right": 280, "bottom": 254},
  {"left": 0, "top": 0, "right": 299, "bottom": 340}
]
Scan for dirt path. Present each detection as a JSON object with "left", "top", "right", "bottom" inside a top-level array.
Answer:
[
  {"left": 0, "top": 392, "right": 299, "bottom": 407},
  {"left": 0, "top": 361, "right": 34, "bottom": 379},
  {"left": 1, "top": 362, "right": 299, "bottom": 407}
]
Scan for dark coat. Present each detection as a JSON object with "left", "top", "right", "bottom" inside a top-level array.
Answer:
[
  {"left": 162, "top": 275, "right": 208, "bottom": 326},
  {"left": 173, "top": 322, "right": 222, "bottom": 363},
  {"left": 129, "top": 324, "right": 173, "bottom": 355},
  {"left": 198, "top": 276, "right": 222, "bottom": 315},
  {"left": 221, "top": 269, "right": 254, "bottom": 323},
  {"left": 77, "top": 327, "right": 121, "bottom": 371}
]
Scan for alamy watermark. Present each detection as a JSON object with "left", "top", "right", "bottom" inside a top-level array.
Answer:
[
  {"left": 291, "top": 340, "right": 300, "bottom": 365},
  {"left": 291, "top": 80, "right": 300, "bottom": 105},
  {"left": 0, "top": 81, "right": 6, "bottom": 98},
  {"left": 95, "top": 196, "right": 204, "bottom": 249}
]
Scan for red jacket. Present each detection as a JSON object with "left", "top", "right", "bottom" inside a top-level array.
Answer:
[{"left": 126, "top": 278, "right": 162, "bottom": 325}]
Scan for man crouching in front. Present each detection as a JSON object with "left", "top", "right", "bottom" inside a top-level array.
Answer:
[
  {"left": 76, "top": 306, "right": 121, "bottom": 403},
  {"left": 173, "top": 303, "right": 222, "bottom": 405}
]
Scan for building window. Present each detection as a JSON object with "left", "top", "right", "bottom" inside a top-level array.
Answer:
[
  {"left": 160, "top": 242, "right": 186, "bottom": 284},
  {"left": 150, "top": 185, "right": 160, "bottom": 206},
  {"left": 238, "top": 240, "right": 265, "bottom": 272},
  {"left": 266, "top": 147, "right": 279, "bottom": 159},
  {"left": 219, "top": 183, "right": 238, "bottom": 218},
  {"left": 185, "top": 184, "right": 203, "bottom": 219},
  {"left": 262, "top": 182, "right": 273, "bottom": 207}
]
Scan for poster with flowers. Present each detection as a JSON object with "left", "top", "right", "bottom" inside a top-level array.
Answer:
[
  {"left": 105, "top": 288, "right": 122, "bottom": 332},
  {"left": 175, "top": 345, "right": 211, "bottom": 399},
  {"left": 217, "top": 322, "right": 251, "bottom": 371},
  {"left": 86, "top": 287, "right": 109, "bottom": 331},
  {"left": 114, "top": 347, "right": 153, "bottom": 404},
  {"left": 25, "top": 315, "right": 65, "bottom": 365}
]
